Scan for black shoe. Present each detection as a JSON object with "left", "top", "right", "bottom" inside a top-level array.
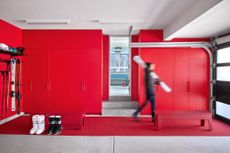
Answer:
[
  {"left": 48, "top": 116, "right": 55, "bottom": 135},
  {"left": 53, "top": 116, "right": 63, "bottom": 135},
  {"left": 132, "top": 113, "right": 139, "bottom": 121}
]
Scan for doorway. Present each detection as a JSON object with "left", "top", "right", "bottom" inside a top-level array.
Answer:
[{"left": 109, "top": 36, "right": 130, "bottom": 96}]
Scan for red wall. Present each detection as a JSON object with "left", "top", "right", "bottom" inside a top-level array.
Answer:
[
  {"left": 22, "top": 30, "right": 103, "bottom": 114},
  {"left": 0, "top": 20, "right": 210, "bottom": 116},
  {"left": 0, "top": 20, "right": 22, "bottom": 47},
  {"left": 131, "top": 35, "right": 139, "bottom": 101},
  {"left": 103, "top": 35, "right": 109, "bottom": 100},
  {"left": 0, "top": 20, "right": 22, "bottom": 120},
  {"left": 139, "top": 30, "right": 163, "bottom": 42},
  {"left": 136, "top": 30, "right": 210, "bottom": 114}
]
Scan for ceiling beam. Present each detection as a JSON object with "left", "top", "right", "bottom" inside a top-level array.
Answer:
[{"left": 164, "top": 0, "right": 222, "bottom": 40}]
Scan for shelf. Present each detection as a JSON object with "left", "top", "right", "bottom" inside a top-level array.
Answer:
[{"left": 0, "top": 49, "right": 24, "bottom": 57}]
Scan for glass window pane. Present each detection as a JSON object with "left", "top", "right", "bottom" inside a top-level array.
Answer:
[
  {"left": 217, "top": 47, "right": 230, "bottom": 63},
  {"left": 217, "top": 66, "right": 230, "bottom": 81},
  {"left": 216, "top": 101, "right": 230, "bottom": 119}
]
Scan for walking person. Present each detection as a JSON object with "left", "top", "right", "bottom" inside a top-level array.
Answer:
[{"left": 132, "top": 62, "right": 161, "bottom": 122}]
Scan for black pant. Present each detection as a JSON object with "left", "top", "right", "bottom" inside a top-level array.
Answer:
[{"left": 133, "top": 95, "right": 156, "bottom": 118}]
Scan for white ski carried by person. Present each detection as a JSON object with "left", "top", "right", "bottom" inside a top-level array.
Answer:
[{"left": 133, "top": 55, "right": 172, "bottom": 92}]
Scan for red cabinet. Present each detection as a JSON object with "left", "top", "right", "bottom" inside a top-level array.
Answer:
[
  {"left": 139, "top": 49, "right": 174, "bottom": 113},
  {"left": 188, "top": 49, "right": 209, "bottom": 110},
  {"left": 48, "top": 49, "right": 84, "bottom": 113},
  {"left": 23, "top": 48, "right": 102, "bottom": 114},
  {"left": 82, "top": 49, "right": 102, "bottom": 113},
  {"left": 173, "top": 49, "right": 189, "bottom": 110},
  {"left": 155, "top": 49, "right": 174, "bottom": 110},
  {"left": 22, "top": 30, "right": 103, "bottom": 115},
  {"left": 48, "top": 48, "right": 102, "bottom": 114},
  {"left": 22, "top": 49, "right": 49, "bottom": 113},
  {"left": 139, "top": 48, "right": 209, "bottom": 114},
  {"left": 139, "top": 49, "right": 158, "bottom": 113}
]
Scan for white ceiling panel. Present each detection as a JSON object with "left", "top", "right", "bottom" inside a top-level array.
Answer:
[
  {"left": 0, "top": 0, "right": 227, "bottom": 38},
  {"left": 165, "top": 0, "right": 230, "bottom": 38}
]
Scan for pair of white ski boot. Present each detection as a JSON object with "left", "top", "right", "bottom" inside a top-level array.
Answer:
[{"left": 30, "top": 115, "right": 45, "bottom": 135}]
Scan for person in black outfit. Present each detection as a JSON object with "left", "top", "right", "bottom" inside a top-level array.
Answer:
[{"left": 132, "top": 62, "right": 161, "bottom": 122}]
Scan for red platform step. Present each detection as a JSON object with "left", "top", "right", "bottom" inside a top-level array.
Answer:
[{"left": 155, "top": 110, "right": 213, "bottom": 131}]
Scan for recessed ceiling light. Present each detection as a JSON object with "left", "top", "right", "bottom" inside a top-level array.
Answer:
[
  {"left": 91, "top": 20, "right": 143, "bottom": 24},
  {"left": 25, "top": 19, "right": 70, "bottom": 24}
]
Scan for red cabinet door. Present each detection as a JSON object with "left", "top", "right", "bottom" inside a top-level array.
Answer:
[
  {"left": 173, "top": 49, "right": 189, "bottom": 110},
  {"left": 49, "top": 48, "right": 102, "bottom": 114},
  {"left": 188, "top": 59, "right": 209, "bottom": 110},
  {"left": 139, "top": 49, "right": 174, "bottom": 113},
  {"left": 82, "top": 49, "right": 102, "bottom": 114},
  {"left": 22, "top": 49, "right": 49, "bottom": 113},
  {"left": 139, "top": 49, "right": 158, "bottom": 114},
  {"left": 188, "top": 49, "right": 209, "bottom": 110},
  {"left": 155, "top": 49, "right": 174, "bottom": 110},
  {"left": 49, "top": 49, "right": 85, "bottom": 113}
]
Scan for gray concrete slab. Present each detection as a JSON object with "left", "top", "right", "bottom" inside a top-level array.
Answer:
[
  {"left": 110, "top": 86, "right": 129, "bottom": 96},
  {"left": 109, "top": 95, "right": 130, "bottom": 101},
  {"left": 1, "top": 135, "right": 230, "bottom": 153},
  {"left": 114, "top": 136, "right": 230, "bottom": 153},
  {"left": 102, "top": 101, "right": 138, "bottom": 109},
  {"left": 102, "top": 108, "right": 136, "bottom": 116},
  {"left": 0, "top": 135, "right": 113, "bottom": 153}
]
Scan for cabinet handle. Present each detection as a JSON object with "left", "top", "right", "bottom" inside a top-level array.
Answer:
[
  {"left": 81, "top": 81, "right": 84, "bottom": 91},
  {"left": 30, "top": 81, "right": 32, "bottom": 91},
  {"left": 187, "top": 81, "right": 190, "bottom": 92},
  {"left": 83, "top": 80, "right": 86, "bottom": 91},
  {"left": 47, "top": 81, "right": 51, "bottom": 91},
  {"left": 49, "top": 81, "right": 51, "bottom": 91}
]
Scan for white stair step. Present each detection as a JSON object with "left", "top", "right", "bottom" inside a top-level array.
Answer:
[
  {"left": 103, "top": 101, "right": 138, "bottom": 109},
  {"left": 109, "top": 96, "right": 130, "bottom": 101},
  {"left": 102, "top": 108, "right": 136, "bottom": 116}
]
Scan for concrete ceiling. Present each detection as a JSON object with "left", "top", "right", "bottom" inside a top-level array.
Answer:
[
  {"left": 165, "top": 0, "right": 230, "bottom": 39},
  {"left": 1, "top": 0, "right": 228, "bottom": 39}
]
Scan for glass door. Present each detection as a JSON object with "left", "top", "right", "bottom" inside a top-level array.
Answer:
[
  {"left": 109, "top": 36, "right": 130, "bottom": 96},
  {"left": 214, "top": 44, "right": 230, "bottom": 124}
]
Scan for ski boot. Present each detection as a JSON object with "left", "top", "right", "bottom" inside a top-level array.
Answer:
[
  {"left": 53, "top": 116, "right": 63, "bottom": 135},
  {"left": 48, "top": 115, "right": 55, "bottom": 135},
  {"left": 36, "top": 115, "right": 45, "bottom": 135},
  {"left": 30, "top": 115, "right": 39, "bottom": 135}
]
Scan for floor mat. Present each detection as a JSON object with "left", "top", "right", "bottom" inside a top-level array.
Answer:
[{"left": 0, "top": 116, "right": 229, "bottom": 136}]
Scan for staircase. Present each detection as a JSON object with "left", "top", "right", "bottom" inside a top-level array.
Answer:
[{"left": 102, "top": 96, "right": 138, "bottom": 116}]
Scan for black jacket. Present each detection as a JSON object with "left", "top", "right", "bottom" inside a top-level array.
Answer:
[{"left": 144, "top": 68, "right": 160, "bottom": 98}]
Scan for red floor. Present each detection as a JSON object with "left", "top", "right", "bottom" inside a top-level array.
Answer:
[{"left": 0, "top": 116, "right": 230, "bottom": 136}]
